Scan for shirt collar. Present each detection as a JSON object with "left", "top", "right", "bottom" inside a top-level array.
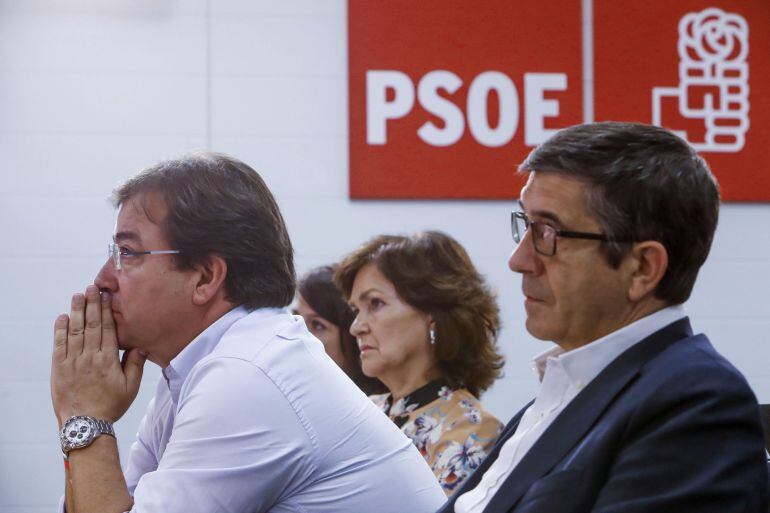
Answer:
[
  {"left": 532, "top": 304, "right": 686, "bottom": 387},
  {"left": 385, "top": 379, "right": 454, "bottom": 427},
  {"left": 162, "top": 305, "right": 250, "bottom": 404}
]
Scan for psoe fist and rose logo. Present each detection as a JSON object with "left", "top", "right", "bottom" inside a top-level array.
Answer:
[{"left": 653, "top": 8, "right": 749, "bottom": 152}]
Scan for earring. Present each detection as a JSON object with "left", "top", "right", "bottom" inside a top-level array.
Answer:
[{"left": 429, "top": 329, "right": 436, "bottom": 345}]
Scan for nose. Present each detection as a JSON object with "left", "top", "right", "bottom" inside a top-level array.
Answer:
[
  {"left": 94, "top": 258, "right": 118, "bottom": 293},
  {"left": 349, "top": 311, "right": 368, "bottom": 337},
  {"left": 508, "top": 229, "right": 540, "bottom": 275}
]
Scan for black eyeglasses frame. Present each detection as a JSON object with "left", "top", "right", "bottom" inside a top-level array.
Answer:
[{"left": 511, "top": 211, "right": 631, "bottom": 257}]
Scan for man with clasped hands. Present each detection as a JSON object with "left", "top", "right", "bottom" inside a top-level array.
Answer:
[
  {"left": 50, "top": 153, "right": 445, "bottom": 513},
  {"left": 441, "top": 122, "right": 768, "bottom": 513}
]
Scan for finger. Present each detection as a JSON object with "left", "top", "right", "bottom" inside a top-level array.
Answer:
[
  {"left": 68, "top": 293, "right": 86, "bottom": 356},
  {"left": 83, "top": 285, "right": 102, "bottom": 352},
  {"left": 52, "top": 314, "right": 69, "bottom": 363},
  {"left": 100, "top": 291, "right": 119, "bottom": 354},
  {"left": 122, "top": 348, "right": 147, "bottom": 397}
]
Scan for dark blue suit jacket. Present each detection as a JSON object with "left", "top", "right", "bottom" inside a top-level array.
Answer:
[{"left": 438, "top": 318, "right": 768, "bottom": 513}]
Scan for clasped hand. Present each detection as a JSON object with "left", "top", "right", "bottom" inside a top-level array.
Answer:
[{"left": 51, "top": 285, "right": 147, "bottom": 425}]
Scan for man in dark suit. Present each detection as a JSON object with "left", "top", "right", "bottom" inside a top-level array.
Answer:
[{"left": 442, "top": 122, "right": 768, "bottom": 513}]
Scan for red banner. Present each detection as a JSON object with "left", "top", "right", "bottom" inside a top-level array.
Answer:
[{"left": 348, "top": 0, "right": 769, "bottom": 201}]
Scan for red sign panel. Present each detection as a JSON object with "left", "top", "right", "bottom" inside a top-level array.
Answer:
[
  {"left": 594, "top": 0, "right": 769, "bottom": 201},
  {"left": 348, "top": 0, "right": 769, "bottom": 201},
  {"left": 348, "top": 0, "right": 584, "bottom": 199}
]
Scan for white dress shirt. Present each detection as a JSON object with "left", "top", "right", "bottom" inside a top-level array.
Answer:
[
  {"left": 60, "top": 306, "right": 445, "bottom": 513},
  {"left": 454, "top": 305, "right": 686, "bottom": 513}
]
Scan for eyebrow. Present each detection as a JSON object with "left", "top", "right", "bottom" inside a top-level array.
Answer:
[
  {"left": 517, "top": 199, "right": 566, "bottom": 227},
  {"left": 349, "top": 288, "right": 382, "bottom": 307},
  {"left": 113, "top": 231, "right": 142, "bottom": 244}
]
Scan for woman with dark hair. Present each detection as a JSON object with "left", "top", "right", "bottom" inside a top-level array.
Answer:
[
  {"left": 336, "top": 231, "right": 504, "bottom": 495},
  {"left": 294, "top": 265, "right": 384, "bottom": 395}
]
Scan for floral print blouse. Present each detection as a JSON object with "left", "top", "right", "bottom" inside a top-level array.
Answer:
[{"left": 371, "top": 381, "right": 503, "bottom": 495}]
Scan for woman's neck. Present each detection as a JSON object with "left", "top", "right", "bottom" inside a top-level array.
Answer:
[{"left": 381, "top": 366, "right": 442, "bottom": 402}]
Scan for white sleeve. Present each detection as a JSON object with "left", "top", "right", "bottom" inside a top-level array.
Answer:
[
  {"left": 129, "top": 358, "right": 316, "bottom": 513},
  {"left": 124, "top": 396, "right": 161, "bottom": 497}
]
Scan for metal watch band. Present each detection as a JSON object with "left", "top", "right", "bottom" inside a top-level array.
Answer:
[{"left": 93, "top": 418, "right": 115, "bottom": 438}]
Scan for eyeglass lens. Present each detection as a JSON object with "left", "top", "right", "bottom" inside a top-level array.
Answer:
[
  {"left": 511, "top": 213, "right": 556, "bottom": 256},
  {"left": 108, "top": 243, "right": 121, "bottom": 270},
  {"left": 511, "top": 213, "right": 525, "bottom": 243}
]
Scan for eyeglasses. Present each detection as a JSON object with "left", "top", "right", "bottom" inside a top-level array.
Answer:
[
  {"left": 107, "top": 242, "right": 180, "bottom": 270},
  {"left": 511, "top": 211, "right": 621, "bottom": 256}
]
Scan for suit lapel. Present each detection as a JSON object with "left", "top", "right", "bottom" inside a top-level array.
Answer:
[
  {"left": 475, "top": 402, "right": 533, "bottom": 484},
  {"left": 483, "top": 318, "right": 693, "bottom": 513}
]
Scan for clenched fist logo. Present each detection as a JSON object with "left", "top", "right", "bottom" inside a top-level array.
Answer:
[{"left": 652, "top": 8, "right": 749, "bottom": 152}]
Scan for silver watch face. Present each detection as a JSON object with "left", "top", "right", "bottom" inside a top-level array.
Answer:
[{"left": 60, "top": 416, "right": 96, "bottom": 450}]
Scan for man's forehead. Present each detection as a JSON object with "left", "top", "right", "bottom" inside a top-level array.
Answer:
[
  {"left": 116, "top": 192, "right": 167, "bottom": 222},
  {"left": 517, "top": 171, "right": 594, "bottom": 226},
  {"left": 113, "top": 192, "right": 169, "bottom": 242},
  {"left": 113, "top": 229, "right": 141, "bottom": 243}
]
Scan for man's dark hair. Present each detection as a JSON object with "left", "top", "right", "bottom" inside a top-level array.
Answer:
[
  {"left": 113, "top": 152, "right": 295, "bottom": 309},
  {"left": 519, "top": 121, "right": 719, "bottom": 305}
]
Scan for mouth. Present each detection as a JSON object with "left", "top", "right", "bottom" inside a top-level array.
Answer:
[
  {"left": 522, "top": 281, "right": 546, "bottom": 304},
  {"left": 523, "top": 292, "right": 550, "bottom": 311},
  {"left": 359, "top": 344, "right": 376, "bottom": 354}
]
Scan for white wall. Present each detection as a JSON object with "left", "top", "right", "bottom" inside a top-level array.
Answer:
[{"left": 0, "top": 1, "right": 768, "bottom": 511}]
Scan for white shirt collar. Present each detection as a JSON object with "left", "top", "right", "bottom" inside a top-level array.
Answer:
[
  {"left": 163, "top": 306, "right": 250, "bottom": 404},
  {"left": 532, "top": 304, "right": 686, "bottom": 386}
]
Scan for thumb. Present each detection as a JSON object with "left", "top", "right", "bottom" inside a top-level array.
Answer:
[{"left": 122, "top": 348, "right": 147, "bottom": 394}]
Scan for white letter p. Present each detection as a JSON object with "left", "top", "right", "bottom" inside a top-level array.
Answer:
[{"left": 366, "top": 71, "right": 415, "bottom": 145}]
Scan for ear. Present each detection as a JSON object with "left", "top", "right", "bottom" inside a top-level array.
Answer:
[
  {"left": 626, "top": 241, "right": 668, "bottom": 303},
  {"left": 191, "top": 254, "right": 228, "bottom": 306}
]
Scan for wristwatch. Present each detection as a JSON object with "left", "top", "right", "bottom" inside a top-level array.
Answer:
[{"left": 60, "top": 415, "right": 115, "bottom": 456}]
